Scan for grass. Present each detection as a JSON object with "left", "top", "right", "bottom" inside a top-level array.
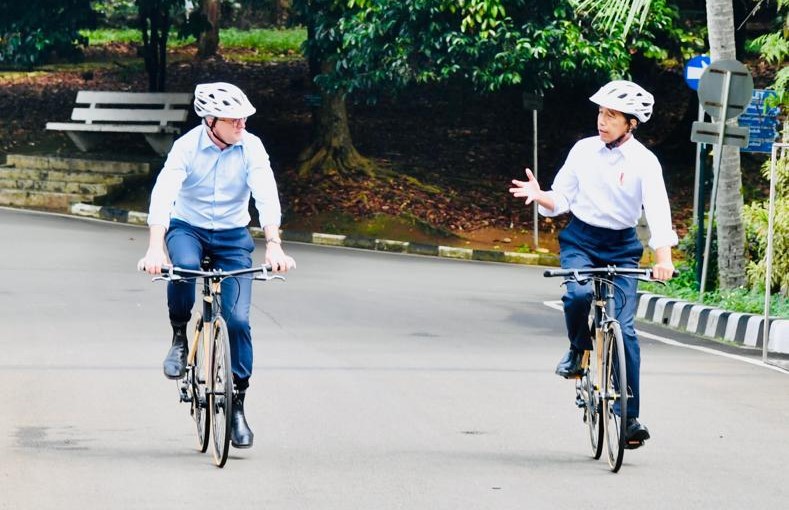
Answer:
[{"left": 80, "top": 27, "right": 306, "bottom": 53}]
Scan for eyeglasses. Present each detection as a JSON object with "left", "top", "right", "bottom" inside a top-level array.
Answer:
[{"left": 217, "top": 117, "right": 247, "bottom": 127}]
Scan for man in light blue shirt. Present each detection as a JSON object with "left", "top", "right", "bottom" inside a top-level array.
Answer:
[
  {"left": 138, "top": 82, "right": 295, "bottom": 449},
  {"left": 510, "top": 80, "right": 677, "bottom": 450}
]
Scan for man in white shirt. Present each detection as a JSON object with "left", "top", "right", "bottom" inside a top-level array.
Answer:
[
  {"left": 509, "top": 80, "right": 676, "bottom": 449},
  {"left": 138, "top": 82, "right": 295, "bottom": 449}
]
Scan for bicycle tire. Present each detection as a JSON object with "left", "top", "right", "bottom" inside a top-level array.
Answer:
[
  {"left": 581, "top": 355, "right": 604, "bottom": 459},
  {"left": 189, "top": 317, "right": 210, "bottom": 453},
  {"left": 209, "top": 316, "right": 233, "bottom": 467},
  {"left": 602, "top": 321, "right": 627, "bottom": 472}
]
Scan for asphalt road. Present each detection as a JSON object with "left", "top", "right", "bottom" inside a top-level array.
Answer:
[{"left": 1, "top": 207, "right": 787, "bottom": 509}]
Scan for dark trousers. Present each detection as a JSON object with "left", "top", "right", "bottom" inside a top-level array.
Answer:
[
  {"left": 166, "top": 219, "right": 256, "bottom": 385},
  {"left": 558, "top": 217, "right": 644, "bottom": 417}
]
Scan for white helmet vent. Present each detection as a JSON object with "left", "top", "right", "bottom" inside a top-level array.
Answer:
[{"left": 194, "top": 82, "right": 256, "bottom": 119}]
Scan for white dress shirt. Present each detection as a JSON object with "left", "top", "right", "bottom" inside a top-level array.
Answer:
[
  {"left": 147, "top": 124, "right": 282, "bottom": 230},
  {"left": 539, "top": 135, "right": 678, "bottom": 250}
]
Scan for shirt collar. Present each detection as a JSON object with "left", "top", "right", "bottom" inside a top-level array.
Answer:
[
  {"left": 595, "top": 134, "right": 639, "bottom": 158},
  {"left": 198, "top": 124, "right": 244, "bottom": 152}
]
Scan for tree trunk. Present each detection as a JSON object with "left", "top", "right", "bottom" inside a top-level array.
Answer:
[
  {"left": 197, "top": 0, "right": 219, "bottom": 59},
  {"left": 707, "top": 0, "right": 746, "bottom": 289},
  {"left": 275, "top": 0, "right": 292, "bottom": 27},
  {"left": 297, "top": 61, "right": 374, "bottom": 178},
  {"left": 138, "top": 1, "right": 169, "bottom": 92}
]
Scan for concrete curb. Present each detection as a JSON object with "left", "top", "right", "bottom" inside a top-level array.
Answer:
[
  {"left": 637, "top": 292, "right": 789, "bottom": 354},
  {"left": 68, "top": 203, "right": 788, "bottom": 354},
  {"left": 69, "top": 203, "right": 561, "bottom": 267}
]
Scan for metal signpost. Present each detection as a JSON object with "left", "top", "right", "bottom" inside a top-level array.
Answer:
[
  {"left": 522, "top": 92, "right": 543, "bottom": 248},
  {"left": 685, "top": 55, "right": 711, "bottom": 226},
  {"left": 690, "top": 59, "right": 753, "bottom": 299},
  {"left": 762, "top": 141, "right": 786, "bottom": 364}
]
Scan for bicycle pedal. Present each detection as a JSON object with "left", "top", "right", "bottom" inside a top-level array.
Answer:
[{"left": 625, "top": 440, "right": 645, "bottom": 450}]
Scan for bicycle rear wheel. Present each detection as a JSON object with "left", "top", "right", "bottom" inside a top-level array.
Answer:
[
  {"left": 602, "top": 322, "right": 627, "bottom": 472},
  {"left": 209, "top": 316, "right": 233, "bottom": 467},
  {"left": 578, "top": 351, "right": 603, "bottom": 459},
  {"left": 189, "top": 317, "right": 210, "bottom": 453}
]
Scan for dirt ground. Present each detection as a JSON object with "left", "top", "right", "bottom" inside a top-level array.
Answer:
[{"left": 0, "top": 46, "right": 775, "bottom": 254}]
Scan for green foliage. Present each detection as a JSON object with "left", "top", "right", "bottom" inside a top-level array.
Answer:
[
  {"left": 743, "top": 157, "right": 789, "bottom": 297},
  {"left": 0, "top": 1, "right": 96, "bottom": 67},
  {"left": 676, "top": 222, "right": 718, "bottom": 292},
  {"left": 741, "top": 0, "right": 788, "bottom": 298},
  {"left": 320, "top": 0, "right": 686, "bottom": 97},
  {"left": 91, "top": 0, "right": 138, "bottom": 27}
]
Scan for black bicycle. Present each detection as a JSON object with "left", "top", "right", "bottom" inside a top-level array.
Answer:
[
  {"left": 152, "top": 260, "right": 283, "bottom": 467},
  {"left": 544, "top": 266, "right": 668, "bottom": 472}
]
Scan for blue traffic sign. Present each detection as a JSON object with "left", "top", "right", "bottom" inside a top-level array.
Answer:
[
  {"left": 684, "top": 55, "right": 711, "bottom": 91},
  {"left": 739, "top": 89, "right": 781, "bottom": 153}
]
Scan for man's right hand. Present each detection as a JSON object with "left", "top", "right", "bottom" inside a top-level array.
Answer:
[{"left": 137, "top": 248, "right": 170, "bottom": 275}]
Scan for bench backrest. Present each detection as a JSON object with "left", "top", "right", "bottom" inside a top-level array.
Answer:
[{"left": 70, "top": 91, "right": 193, "bottom": 126}]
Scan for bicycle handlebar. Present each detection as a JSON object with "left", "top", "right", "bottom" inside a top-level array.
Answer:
[
  {"left": 147, "top": 264, "right": 283, "bottom": 282},
  {"left": 543, "top": 266, "right": 679, "bottom": 280}
]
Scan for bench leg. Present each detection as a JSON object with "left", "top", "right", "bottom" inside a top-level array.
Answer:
[
  {"left": 144, "top": 134, "right": 175, "bottom": 156},
  {"left": 66, "top": 132, "right": 101, "bottom": 152}
]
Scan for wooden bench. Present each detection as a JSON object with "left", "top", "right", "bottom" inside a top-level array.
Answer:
[{"left": 46, "top": 91, "right": 193, "bottom": 156}]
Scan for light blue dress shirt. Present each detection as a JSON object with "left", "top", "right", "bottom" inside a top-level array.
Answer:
[
  {"left": 539, "top": 136, "right": 678, "bottom": 250},
  {"left": 147, "top": 124, "right": 282, "bottom": 230}
]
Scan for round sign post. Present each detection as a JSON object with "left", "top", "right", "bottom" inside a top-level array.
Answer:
[{"left": 695, "top": 59, "right": 754, "bottom": 298}]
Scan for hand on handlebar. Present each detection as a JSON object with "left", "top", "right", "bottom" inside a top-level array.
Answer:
[
  {"left": 137, "top": 248, "right": 170, "bottom": 275},
  {"left": 651, "top": 261, "right": 675, "bottom": 282}
]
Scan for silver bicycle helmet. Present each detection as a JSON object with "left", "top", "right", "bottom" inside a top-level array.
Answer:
[
  {"left": 589, "top": 80, "right": 654, "bottom": 123},
  {"left": 193, "top": 82, "right": 256, "bottom": 119}
]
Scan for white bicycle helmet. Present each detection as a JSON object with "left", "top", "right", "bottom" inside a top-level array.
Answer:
[
  {"left": 589, "top": 80, "right": 654, "bottom": 123},
  {"left": 194, "top": 82, "right": 256, "bottom": 119}
]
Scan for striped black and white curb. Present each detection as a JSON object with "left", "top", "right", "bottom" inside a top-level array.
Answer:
[
  {"left": 637, "top": 292, "right": 789, "bottom": 354},
  {"left": 69, "top": 203, "right": 787, "bottom": 354}
]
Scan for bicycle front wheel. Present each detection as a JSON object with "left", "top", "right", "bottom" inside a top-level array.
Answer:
[
  {"left": 189, "top": 316, "right": 210, "bottom": 453},
  {"left": 209, "top": 316, "right": 233, "bottom": 468},
  {"left": 602, "top": 321, "right": 627, "bottom": 472}
]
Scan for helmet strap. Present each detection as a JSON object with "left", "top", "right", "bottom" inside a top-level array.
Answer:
[
  {"left": 205, "top": 117, "right": 231, "bottom": 149},
  {"left": 605, "top": 131, "right": 632, "bottom": 150},
  {"left": 605, "top": 116, "right": 638, "bottom": 149}
]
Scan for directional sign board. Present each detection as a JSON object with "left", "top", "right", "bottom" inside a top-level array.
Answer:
[
  {"left": 739, "top": 89, "right": 781, "bottom": 153},
  {"left": 684, "top": 55, "right": 711, "bottom": 91}
]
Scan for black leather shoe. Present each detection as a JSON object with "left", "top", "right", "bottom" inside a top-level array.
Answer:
[
  {"left": 230, "top": 391, "right": 254, "bottom": 448},
  {"left": 624, "top": 418, "right": 650, "bottom": 449},
  {"left": 555, "top": 349, "right": 584, "bottom": 378},
  {"left": 163, "top": 324, "right": 188, "bottom": 380}
]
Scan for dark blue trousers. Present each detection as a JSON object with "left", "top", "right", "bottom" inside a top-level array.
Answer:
[
  {"left": 558, "top": 217, "right": 644, "bottom": 417},
  {"left": 166, "top": 219, "right": 256, "bottom": 386}
]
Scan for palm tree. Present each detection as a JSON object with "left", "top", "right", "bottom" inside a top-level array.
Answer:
[{"left": 575, "top": 0, "right": 747, "bottom": 289}]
